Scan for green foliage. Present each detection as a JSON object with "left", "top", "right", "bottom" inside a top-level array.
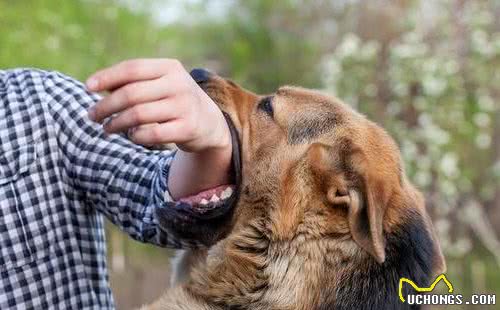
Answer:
[
  {"left": 0, "top": 0, "right": 164, "bottom": 80},
  {"left": 164, "top": 0, "right": 323, "bottom": 92}
]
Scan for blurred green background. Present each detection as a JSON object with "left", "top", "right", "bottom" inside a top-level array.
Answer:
[{"left": 1, "top": 0, "right": 499, "bottom": 309}]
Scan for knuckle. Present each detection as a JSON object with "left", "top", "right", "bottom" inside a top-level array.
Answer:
[
  {"left": 96, "top": 74, "right": 110, "bottom": 89},
  {"left": 92, "top": 105, "right": 102, "bottom": 119},
  {"left": 121, "top": 85, "right": 136, "bottom": 102},
  {"left": 119, "top": 89, "right": 131, "bottom": 103},
  {"left": 124, "top": 60, "right": 141, "bottom": 76},
  {"left": 158, "top": 75, "right": 171, "bottom": 87},
  {"left": 117, "top": 60, "right": 129, "bottom": 68},
  {"left": 169, "top": 59, "right": 183, "bottom": 71},
  {"left": 175, "top": 79, "right": 191, "bottom": 93},
  {"left": 183, "top": 122, "right": 196, "bottom": 138},
  {"left": 151, "top": 126, "right": 164, "bottom": 142},
  {"left": 170, "top": 78, "right": 185, "bottom": 92},
  {"left": 129, "top": 106, "right": 144, "bottom": 123}
]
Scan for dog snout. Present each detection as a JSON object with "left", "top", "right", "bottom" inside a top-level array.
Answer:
[{"left": 190, "top": 68, "right": 214, "bottom": 83}]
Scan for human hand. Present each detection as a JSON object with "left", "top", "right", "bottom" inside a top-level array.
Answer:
[
  {"left": 86, "top": 58, "right": 231, "bottom": 154},
  {"left": 86, "top": 59, "right": 233, "bottom": 199}
]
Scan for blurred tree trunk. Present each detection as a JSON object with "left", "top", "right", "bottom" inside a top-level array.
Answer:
[
  {"left": 492, "top": 106, "right": 500, "bottom": 236},
  {"left": 355, "top": 1, "right": 409, "bottom": 125},
  {"left": 488, "top": 0, "right": 500, "bottom": 236},
  {"left": 452, "top": 0, "right": 468, "bottom": 73},
  {"left": 374, "top": 43, "right": 391, "bottom": 125}
]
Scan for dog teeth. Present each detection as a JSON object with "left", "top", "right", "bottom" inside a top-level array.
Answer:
[
  {"left": 210, "top": 195, "right": 220, "bottom": 203},
  {"left": 220, "top": 187, "right": 233, "bottom": 199},
  {"left": 200, "top": 199, "right": 209, "bottom": 205}
]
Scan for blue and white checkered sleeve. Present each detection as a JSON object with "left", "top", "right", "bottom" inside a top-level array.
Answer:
[{"left": 41, "top": 71, "right": 199, "bottom": 248}]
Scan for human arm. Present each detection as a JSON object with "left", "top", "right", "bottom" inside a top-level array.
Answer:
[{"left": 42, "top": 70, "right": 232, "bottom": 248}]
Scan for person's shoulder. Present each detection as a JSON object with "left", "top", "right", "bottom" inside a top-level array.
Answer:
[
  {"left": 41, "top": 70, "right": 86, "bottom": 90},
  {"left": 41, "top": 70, "right": 100, "bottom": 112},
  {"left": 1, "top": 67, "right": 49, "bottom": 77},
  {"left": 0, "top": 68, "right": 49, "bottom": 90},
  {"left": 0, "top": 68, "right": 86, "bottom": 91},
  {"left": 0, "top": 68, "right": 87, "bottom": 96},
  {"left": 1, "top": 68, "right": 99, "bottom": 112},
  {"left": 42, "top": 70, "right": 100, "bottom": 103}
]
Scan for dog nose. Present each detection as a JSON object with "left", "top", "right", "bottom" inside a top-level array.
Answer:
[{"left": 190, "top": 68, "right": 213, "bottom": 83}]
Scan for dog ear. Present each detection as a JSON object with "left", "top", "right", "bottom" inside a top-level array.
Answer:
[
  {"left": 308, "top": 141, "right": 446, "bottom": 270},
  {"left": 347, "top": 183, "right": 386, "bottom": 264},
  {"left": 307, "top": 142, "right": 387, "bottom": 264},
  {"left": 346, "top": 145, "right": 388, "bottom": 263}
]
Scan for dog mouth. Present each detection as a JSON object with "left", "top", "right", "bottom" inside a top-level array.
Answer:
[
  {"left": 178, "top": 184, "right": 235, "bottom": 206},
  {"left": 155, "top": 76, "right": 242, "bottom": 245},
  {"left": 167, "top": 112, "right": 242, "bottom": 219}
]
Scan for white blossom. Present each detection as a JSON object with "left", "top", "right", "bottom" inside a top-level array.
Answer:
[
  {"left": 473, "top": 112, "right": 491, "bottom": 127},
  {"left": 475, "top": 133, "right": 491, "bottom": 149},
  {"left": 422, "top": 75, "right": 447, "bottom": 96},
  {"left": 440, "top": 153, "right": 459, "bottom": 179},
  {"left": 478, "top": 94, "right": 495, "bottom": 111},
  {"left": 415, "top": 171, "right": 431, "bottom": 187},
  {"left": 335, "top": 33, "right": 361, "bottom": 58}
]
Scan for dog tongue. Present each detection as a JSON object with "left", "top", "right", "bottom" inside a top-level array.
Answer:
[{"left": 178, "top": 184, "right": 233, "bottom": 204}]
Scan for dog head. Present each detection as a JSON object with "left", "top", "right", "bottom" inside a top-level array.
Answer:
[{"left": 186, "top": 68, "right": 445, "bottom": 276}]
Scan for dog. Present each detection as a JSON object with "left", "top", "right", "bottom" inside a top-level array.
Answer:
[{"left": 141, "top": 69, "right": 446, "bottom": 310}]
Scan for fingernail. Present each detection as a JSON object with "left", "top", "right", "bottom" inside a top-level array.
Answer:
[
  {"left": 88, "top": 107, "right": 96, "bottom": 121},
  {"left": 86, "top": 78, "right": 99, "bottom": 91}
]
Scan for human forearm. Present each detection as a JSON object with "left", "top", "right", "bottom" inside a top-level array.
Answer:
[{"left": 168, "top": 144, "right": 232, "bottom": 200}]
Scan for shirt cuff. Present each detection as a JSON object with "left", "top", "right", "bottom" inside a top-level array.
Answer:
[{"left": 151, "top": 149, "right": 177, "bottom": 205}]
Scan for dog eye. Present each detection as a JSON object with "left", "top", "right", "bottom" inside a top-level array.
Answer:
[{"left": 258, "top": 96, "right": 274, "bottom": 118}]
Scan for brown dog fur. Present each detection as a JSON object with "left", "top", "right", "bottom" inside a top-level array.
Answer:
[{"left": 141, "top": 74, "right": 446, "bottom": 310}]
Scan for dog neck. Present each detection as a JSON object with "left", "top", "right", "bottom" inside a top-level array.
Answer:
[
  {"left": 186, "top": 209, "right": 435, "bottom": 310},
  {"left": 318, "top": 211, "right": 436, "bottom": 310}
]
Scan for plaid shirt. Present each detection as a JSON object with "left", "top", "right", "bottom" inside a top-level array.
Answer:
[{"left": 0, "top": 69, "right": 204, "bottom": 309}]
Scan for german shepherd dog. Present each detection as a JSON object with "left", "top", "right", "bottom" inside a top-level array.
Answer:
[{"left": 141, "top": 69, "right": 446, "bottom": 310}]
